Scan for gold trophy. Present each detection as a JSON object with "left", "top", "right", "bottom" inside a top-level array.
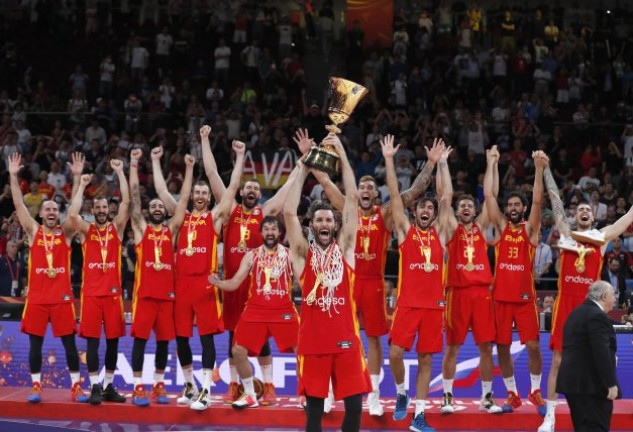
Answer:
[{"left": 304, "top": 77, "right": 369, "bottom": 176}]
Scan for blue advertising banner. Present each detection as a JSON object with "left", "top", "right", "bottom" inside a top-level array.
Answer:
[{"left": 1, "top": 322, "right": 632, "bottom": 398}]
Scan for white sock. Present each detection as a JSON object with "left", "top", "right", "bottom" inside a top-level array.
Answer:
[
  {"left": 530, "top": 373, "right": 541, "bottom": 391},
  {"left": 202, "top": 368, "right": 212, "bottom": 391},
  {"left": 261, "top": 364, "right": 273, "bottom": 384},
  {"left": 31, "top": 373, "right": 41, "bottom": 384},
  {"left": 396, "top": 382, "right": 406, "bottom": 396},
  {"left": 443, "top": 378, "right": 453, "bottom": 394},
  {"left": 153, "top": 372, "right": 164, "bottom": 385},
  {"left": 89, "top": 375, "right": 100, "bottom": 386},
  {"left": 70, "top": 372, "right": 80, "bottom": 386},
  {"left": 230, "top": 365, "right": 239, "bottom": 383},
  {"left": 370, "top": 374, "right": 380, "bottom": 395},
  {"left": 134, "top": 377, "right": 143, "bottom": 387},
  {"left": 481, "top": 381, "right": 492, "bottom": 399},
  {"left": 415, "top": 399, "right": 426, "bottom": 416},
  {"left": 183, "top": 367, "right": 194, "bottom": 385},
  {"left": 103, "top": 372, "right": 114, "bottom": 388},
  {"left": 242, "top": 376, "right": 255, "bottom": 396},
  {"left": 546, "top": 400, "right": 557, "bottom": 417},
  {"left": 503, "top": 376, "right": 517, "bottom": 393}
]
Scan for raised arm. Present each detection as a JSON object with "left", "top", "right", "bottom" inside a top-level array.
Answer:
[
  {"left": 199, "top": 125, "right": 228, "bottom": 203},
  {"left": 7, "top": 154, "right": 38, "bottom": 242},
  {"left": 67, "top": 173, "right": 92, "bottom": 237},
  {"left": 526, "top": 151, "right": 547, "bottom": 243},
  {"left": 151, "top": 146, "right": 178, "bottom": 214},
  {"left": 168, "top": 154, "right": 195, "bottom": 236},
  {"left": 437, "top": 147, "right": 458, "bottom": 239},
  {"left": 129, "top": 149, "right": 146, "bottom": 244},
  {"left": 209, "top": 251, "right": 253, "bottom": 291},
  {"left": 602, "top": 206, "right": 633, "bottom": 243},
  {"left": 261, "top": 164, "right": 301, "bottom": 216},
  {"left": 111, "top": 158, "right": 130, "bottom": 239},
  {"left": 67, "top": 152, "right": 85, "bottom": 199},
  {"left": 484, "top": 145, "right": 504, "bottom": 232},
  {"left": 543, "top": 164, "right": 570, "bottom": 237},
  {"left": 381, "top": 136, "right": 409, "bottom": 243},
  {"left": 214, "top": 140, "right": 246, "bottom": 226},
  {"left": 284, "top": 162, "right": 309, "bottom": 274}
]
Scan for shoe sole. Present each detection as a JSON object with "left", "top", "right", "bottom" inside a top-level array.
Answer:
[
  {"left": 232, "top": 403, "right": 258, "bottom": 410},
  {"left": 190, "top": 404, "right": 209, "bottom": 411},
  {"left": 440, "top": 407, "right": 454, "bottom": 414}
]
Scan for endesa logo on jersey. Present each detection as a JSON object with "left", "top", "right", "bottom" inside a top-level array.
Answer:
[
  {"left": 35, "top": 267, "right": 66, "bottom": 274},
  {"left": 499, "top": 262, "right": 525, "bottom": 271},
  {"left": 88, "top": 262, "right": 116, "bottom": 270},
  {"left": 409, "top": 262, "right": 440, "bottom": 271},
  {"left": 564, "top": 275, "right": 595, "bottom": 285},
  {"left": 456, "top": 263, "right": 485, "bottom": 271}
]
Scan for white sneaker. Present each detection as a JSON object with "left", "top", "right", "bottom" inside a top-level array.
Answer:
[
  {"left": 479, "top": 392, "right": 503, "bottom": 414},
  {"left": 367, "top": 392, "right": 384, "bottom": 416},
  {"left": 232, "top": 393, "right": 259, "bottom": 409},
  {"left": 177, "top": 383, "right": 199, "bottom": 405},
  {"left": 190, "top": 388, "right": 211, "bottom": 411},
  {"left": 537, "top": 416, "right": 555, "bottom": 432},
  {"left": 323, "top": 391, "right": 334, "bottom": 414},
  {"left": 440, "top": 392, "right": 454, "bottom": 414}
]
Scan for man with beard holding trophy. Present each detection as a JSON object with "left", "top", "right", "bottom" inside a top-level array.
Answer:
[
  {"left": 128, "top": 148, "right": 195, "bottom": 406},
  {"left": 201, "top": 126, "right": 305, "bottom": 404},
  {"left": 8, "top": 153, "right": 88, "bottom": 403},
  {"left": 285, "top": 132, "right": 371, "bottom": 432},
  {"left": 67, "top": 158, "right": 130, "bottom": 405},
  {"left": 537, "top": 162, "right": 633, "bottom": 432},
  {"left": 210, "top": 215, "right": 299, "bottom": 410},
  {"left": 382, "top": 135, "right": 452, "bottom": 431},
  {"left": 484, "top": 146, "right": 548, "bottom": 415}
]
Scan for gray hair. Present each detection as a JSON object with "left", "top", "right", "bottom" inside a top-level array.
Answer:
[{"left": 586, "top": 280, "right": 613, "bottom": 302}]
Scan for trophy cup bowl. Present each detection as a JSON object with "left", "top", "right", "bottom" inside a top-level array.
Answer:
[{"left": 304, "top": 77, "right": 369, "bottom": 177}]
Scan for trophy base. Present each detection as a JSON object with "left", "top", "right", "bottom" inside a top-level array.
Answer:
[
  {"left": 304, "top": 145, "right": 340, "bottom": 177},
  {"left": 325, "top": 124, "right": 341, "bottom": 134}
]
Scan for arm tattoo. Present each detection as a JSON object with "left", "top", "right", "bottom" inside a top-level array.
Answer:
[
  {"left": 131, "top": 183, "right": 143, "bottom": 223},
  {"left": 543, "top": 167, "right": 567, "bottom": 230},
  {"left": 401, "top": 161, "right": 433, "bottom": 206}
]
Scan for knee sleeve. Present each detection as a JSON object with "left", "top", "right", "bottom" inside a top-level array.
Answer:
[
  {"left": 155, "top": 340, "right": 169, "bottom": 370},
  {"left": 342, "top": 394, "right": 363, "bottom": 432},
  {"left": 29, "top": 334, "right": 44, "bottom": 374},
  {"left": 86, "top": 337, "right": 100, "bottom": 373},
  {"left": 132, "top": 338, "right": 148, "bottom": 372},
  {"left": 176, "top": 336, "right": 193, "bottom": 367},
  {"left": 104, "top": 338, "right": 119, "bottom": 371},
  {"left": 306, "top": 396, "right": 324, "bottom": 432},
  {"left": 200, "top": 334, "right": 216, "bottom": 370},
  {"left": 61, "top": 334, "right": 80, "bottom": 372},
  {"left": 259, "top": 339, "right": 271, "bottom": 357},
  {"left": 228, "top": 331, "right": 234, "bottom": 358}
]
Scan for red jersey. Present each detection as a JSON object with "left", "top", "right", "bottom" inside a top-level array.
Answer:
[
  {"left": 176, "top": 211, "right": 218, "bottom": 278},
  {"left": 396, "top": 226, "right": 445, "bottom": 309},
  {"left": 223, "top": 205, "right": 265, "bottom": 277},
  {"left": 446, "top": 223, "right": 493, "bottom": 288},
  {"left": 82, "top": 223, "right": 122, "bottom": 297},
  {"left": 298, "top": 243, "right": 362, "bottom": 355},
  {"left": 27, "top": 226, "right": 73, "bottom": 304},
  {"left": 133, "top": 225, "right": 176, "bottom": 301},
  {"left": 493, "top": 223, "right": 536, "bottom": 302},
  {"left": 242, "top": 244, "right": 297, "bottom": 323},
  {"left": 355, "top": 206, "right": 391, "bottom": 280},
  {"left": 558, "top": 240, "right": 603, "bottom": 298}
]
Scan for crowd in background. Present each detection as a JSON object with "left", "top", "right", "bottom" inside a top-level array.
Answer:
[{"left": 1, "top": 0, "right": 633, "bottom": 307}]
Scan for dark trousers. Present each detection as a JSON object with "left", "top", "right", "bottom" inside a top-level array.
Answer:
[{"left": 566, "top": 394, "right": 613, "bottom": 432}]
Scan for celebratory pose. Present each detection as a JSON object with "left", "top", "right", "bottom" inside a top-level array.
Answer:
[
  {"left": 538, "top": 163, "right": 633, "bottom": 432},
  {"left": 484, "top": 146, "right": 548, "bottom": 414},
  {"left": 211, "top": 215, "right": 299, "bottom": 409},
  {"left": 437, "top": 151, "right": 502, "bottom": 414},
  {"left": 8, "top": 153, "right": 88, "bottom": 403},
  {"left": 383, "top": 136, "right": 452, "bottom": 431},
  {"left": 152, "top": 138, "right": 244, "bottom": 410},
  {"left": 303, "top": 128, "right": 445, "bottom": 416},
  {"left": 284, "top": 134, "right": 371, "bottom": 432},
  {"left": 128, "top": 149, "right": 194, "bottom": 406},
  {"left": 202, "top": 125, "right": 304, "bottom": 403},
  {"left": 68, "top": 158, "right": 129, "bottom": 405}
]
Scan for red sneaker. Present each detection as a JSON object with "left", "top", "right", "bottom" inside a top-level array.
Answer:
[
  {"left": 529, "top": 389, "right": 547, "bottom": 416},
  {"left": 28, "top": 382, "right": 42, "bottom": 403},
  {"left": 502, "top": 390, "right": 522, "bottom": 412},
  {"left": 132, "top": 384, "right": 150, "bottom": 407},
  {"left": 223, "top": 381, "right": 240, "bottom": 404},
  {"left": 260, "top": 383, "right": 277, "bottom": 406},
  {"left": 70, "top": 382, "right": 89, "bottom": 403},
  {"left": 151, "top": 382, "right": 169, "bottom": 404},
  {"left": 232, "top": 393, "right": 259, "bottom": 409}
]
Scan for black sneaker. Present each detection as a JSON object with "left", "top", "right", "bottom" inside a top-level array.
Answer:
[
  {"left": 102, "top": 383, "right": 126, "bottom": 403},
  {"left": 89, "top": 384, "right": 102, "bottom": 405}
]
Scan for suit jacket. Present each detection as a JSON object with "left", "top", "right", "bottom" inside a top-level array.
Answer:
[
  {"left": 601, "top": 268, "right": 627, "bottom": 307},
  {"left": 555, "top": 299, "right": 621, "bottom": 398}
]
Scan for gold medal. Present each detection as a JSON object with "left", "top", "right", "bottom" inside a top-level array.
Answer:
[
  {"left": 47, "top": 268, "right": 57, "bottom": 278},
  {"left": 574, "top": 244, "right": 590, "bottom": 274},
  {"left": 263, "top": 283, "right": 272, "bottom": 294},
  {"left": 424, "top": 261, "right": 434, "bottom": 273},
  {"left": 153, "top": 262, "right": 164, "bottom": 271},
  {"left": 238, "top": 207, "right": 254, "bottom": 252},
  {"left": 185, "top": 247, "right": 195, "bottom": 256},
  {"left": 415, "top": 228, "right": 433, "bottom": 273},
  {"left": 95, "top": 223, "right": 111, "bottom": 273},
  {"left": 362, "top": 237, "right": 370, "bottom": 260},
  {"left": 263, "top": 267, "right": 273, "bottom": 294},
  {"left": 153, "top": 230, "right": 165, "bottom": 271},
  {"left": 238, "top": 241, "right": 247, "bottom": 251},
  {"left": 575, "top": 262, "right": 585, "bottom": 273},
  {"left": 465, "top": 262, "right": 475, "bottom": 272},
  {"left": 100, "top": 248, "right": 108, "bottom": 273},
  {"left": 43, "top": 231, "right": 57, "bottom": 279}
]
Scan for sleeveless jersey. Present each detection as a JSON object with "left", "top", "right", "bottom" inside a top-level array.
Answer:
[
  {"left": 396, "top": 226, "right": 445, "bottom": 309},
  {"left": 222, "top": 205, "right": 264, "bottom": 278},
  {"left": 446, "top": 223, "right": 493, "bottom": 287},
  {"left": 558, "top": 240, "right": 603, "bottom": 298},
  {"left": 133, "top": 225, "right": 176, "bottom": 301},
  {"left": 242, "top": 244, "right": 296, "bottom": 322},
  {"left": 354, "top": 206, "right": 391, "bottom": 280},
  {"left": 27, "top": 226, "right": 73, "bottom": 304},
  {"left": 176, "top": 211, "right": 218, "bottom": 278},
  {"left": 298, "top": 243, "right": 362, "bottom": 355},
  {"left": 82, "top": 223, "right": 122, "bottom": 297},
  {"left": 493, "top": 223, "right": 536, "bottom": 302}
]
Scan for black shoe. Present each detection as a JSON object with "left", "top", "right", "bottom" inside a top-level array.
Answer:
[
  {"left": 102, "top": 384, "right": 126, "bottom": 403},
  {"left": 89, "top": 384, "right": 102, "bottom": 405}
]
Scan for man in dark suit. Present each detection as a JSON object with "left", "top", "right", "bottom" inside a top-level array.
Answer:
[
  {"left": 601, "top": 257, "right": 628, "bottom": 308},
  {"left": 556, "top": 281, "right": 620, "bottom": 432}
]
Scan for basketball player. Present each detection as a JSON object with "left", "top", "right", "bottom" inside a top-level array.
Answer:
[
  {"left": 484, "top": 145, "right": 548, "bottom": 414},
  {"left": 285, "top": 134, "right": 371, "bottom": 432},
  {"left": 210, "top": 215, "right": 299, "bottom": 409},
  {"left": 67, "top": 158, "right": 129, "bottom": 405},
  {"left": 128, "top": 148, "right": 194, "bottom": 406},
  {"left": 8, "top": 153, "right": 88, "bottom": 403},
  {"left": 151, "top": 139, "right": 245, "bottom": 410}
]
